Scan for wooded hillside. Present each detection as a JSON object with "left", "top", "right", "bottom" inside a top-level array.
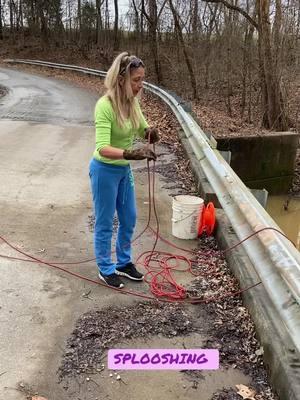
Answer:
[{"left": 0, "top": 0, "right": 299, "bottom": 132}]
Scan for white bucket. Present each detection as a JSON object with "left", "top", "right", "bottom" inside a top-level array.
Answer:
[{"left": 171, "top": 195, "right": 204, "bottom": 239}]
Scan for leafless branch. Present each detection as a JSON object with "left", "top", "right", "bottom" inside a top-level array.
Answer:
[{"left": 201, "top": 0, "right": 259, "bottom": 29}]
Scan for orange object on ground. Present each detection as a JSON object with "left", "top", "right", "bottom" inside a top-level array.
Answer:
[{"left": 198, "top": 202, "right": 216, "bottom": 236}]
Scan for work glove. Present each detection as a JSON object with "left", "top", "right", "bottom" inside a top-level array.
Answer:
[
  {"left": 123, "top": 147, "right": 157, "bottom": 161},
  {"left": 144, "top": 127, "right": 160, "bottom": 144}
]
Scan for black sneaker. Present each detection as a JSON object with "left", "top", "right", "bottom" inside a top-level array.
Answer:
[
  {"left": 116, "top": 262, "right": 144, "bottom": 281},
  {"left": 99, "top": 272, "right": 124, "bottom": 288}
]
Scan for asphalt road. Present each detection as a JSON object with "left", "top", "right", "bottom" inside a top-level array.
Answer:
[{"left": 0, "top": 67, "right": 96, "bottom": 125}]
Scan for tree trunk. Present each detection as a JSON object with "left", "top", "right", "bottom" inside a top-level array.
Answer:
[
  {"left": 202, "top": 0, "right": 289, "bottom": 131},
  {"left": 9, "top": 0, "right": 14, "bottom": 35},
  {"left": 241, "top": 1, "right": 255, "bottom": 119},
  {"left": 113, "top": 0, "right": 119, "bottom": 50},
  {"left": 257, "top": 0, "right": 288, "bottom": 130},
  {"left": 131, "top": 0, "right": 140, "bottom": 54},
  {"left": 141, "top": 0, "right": 145, "bottom": 45},
  {"left": 0, "top": 0, "right": 3, "bottom": 40},
  {"left": 148, "top": 0, "right": 162, "bottom": 83},
  {"left": 54, "top": 0, "right": 64, "bottom": 45},
  {"left": 105, "top": 0, "right": 109, "bottom": 30},
  {"left": 68, "top": 0, "right": 72, "bottom": 39},
  {"left": 169, "top": 0, "right": 198, "bottom": 98},
  {"left": 38, "top": 1, "right": 49, "bottom": 45},
  {"left": 29, "top": 0, "right": 37, "bottom": 35},
  {"left": 78, "top": 0, "right": 82, "bottom": 42},
  {"left": 224, "top": 7, "right": 233, "bottom": 116},
  {"left": 204, "top": 4, "right": 219, "bottom": 89},
  {"left": 241, "top": 25, "right": 254, "bottom": 119},
  {"left": 96, "top": 0, "right": 103, "bottom": 45},
  {"left": 192, "top": 0, "right": 199, "bottom": 43},
  {"left": 19, "top": 0, "right": 24, "bottom": 30}
]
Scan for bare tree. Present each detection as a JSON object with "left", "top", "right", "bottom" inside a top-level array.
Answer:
[
  {"left": 130, "top": 0, "right": 142, "bottom": 54},
  {"left": 18, "top": 0, "right": 24, "bottom": 31},
  {"left": 240, "top": 1, "right": 256, "bottom": 121},
  {"left": 105, "top": 0, "right": 109, "bottom": 30},
  {"left": 202, "top": 0, "right": 289, "bottom": 131},
  {"left": 96, "top": 0, "right": 104, "bottom": 45},
  {"left": 169, "top": 0, "right": 198, "bottom": 98},
  {"left": 0, "top": 0, "right": 3, "bottom": 40},
  {"left": 192, "top": 0, "right": 199, "bottom": 43},
  {"left": 258, "top": 0, "right": 288, "bottom": 130},
  {"left": 202, "top": 3, "right": 220, "bottom": 89},
  {"left": 78, "top": 0, "right": 82, "bottom": 31},
  {"left": 9, "top": 0, "right": 14, "bottom": 35},
  {"left": 141, "top": 0, "right": 167, "bottom": 83},
  {"left": 38, "top": 0, "right": 49, "bottom": 44},
  {"left": 140, "top": 0, "right": 145, "bottom": 42},
  {"left": 113, "top": 0, "right": 119, "bottom": 50}
]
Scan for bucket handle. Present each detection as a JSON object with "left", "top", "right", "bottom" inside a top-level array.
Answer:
[{"left": 172, "top": 209, "right": 198, "bottom": 223}]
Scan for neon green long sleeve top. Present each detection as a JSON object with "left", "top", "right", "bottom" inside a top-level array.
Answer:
[{"left": 93, "top": 95, "right": 149, "bottom": 166}]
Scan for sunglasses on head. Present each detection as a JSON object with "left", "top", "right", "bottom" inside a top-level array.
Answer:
[{"left": 120, "top": 57, "right": 144, "bottom": 76}]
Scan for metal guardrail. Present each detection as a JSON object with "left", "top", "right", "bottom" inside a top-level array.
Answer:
[{"left": 4, "top": 59, "right": 300, "bottom": 353}]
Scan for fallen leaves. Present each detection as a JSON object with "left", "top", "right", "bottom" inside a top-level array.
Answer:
[
  {"left": 58, "top": 303, "right": 195, "bottom": 380},
  {"left": 189, "top": 237, "right": 277, "bottom": 400}
]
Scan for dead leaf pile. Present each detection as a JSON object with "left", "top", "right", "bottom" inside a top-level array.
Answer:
[
  {"left": 141, "top": 92, "right": 182, "bottom": 146},
  {"left": 212, "top": 383, "right": 274, "bottom": 400},
  {"left": 58, "top": 302, "right": 195, "bottom": 380},
  {"left": 186, "top": 236, "right": 277, "bottom": 400},
  {"left": 141, "top": 92, "right": 198, "bottom": 195}
]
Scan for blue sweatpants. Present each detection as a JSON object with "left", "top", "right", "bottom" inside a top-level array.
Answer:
[{"left": 89, "top": 158, "right": 137, "bottom": 276}]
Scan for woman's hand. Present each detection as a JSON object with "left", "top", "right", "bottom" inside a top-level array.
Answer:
[
  {"left": 123, "top": 147, "right": 157, "bottom": 161},
  {"left": 145, "top": 127, "right": 160, "bottom": 144}
]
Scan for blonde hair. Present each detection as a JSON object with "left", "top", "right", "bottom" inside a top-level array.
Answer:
[{"left": 104, "top": 52, "right": 144, "bottom": 129}]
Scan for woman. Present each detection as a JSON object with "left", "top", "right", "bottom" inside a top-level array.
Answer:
[{"left": 89, "top": 52, "right": 159, "bottom": 289}]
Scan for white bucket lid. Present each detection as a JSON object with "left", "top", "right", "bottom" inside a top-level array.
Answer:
[{"left": 173, "top": 195, "right": 204, "bottom": 205}]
